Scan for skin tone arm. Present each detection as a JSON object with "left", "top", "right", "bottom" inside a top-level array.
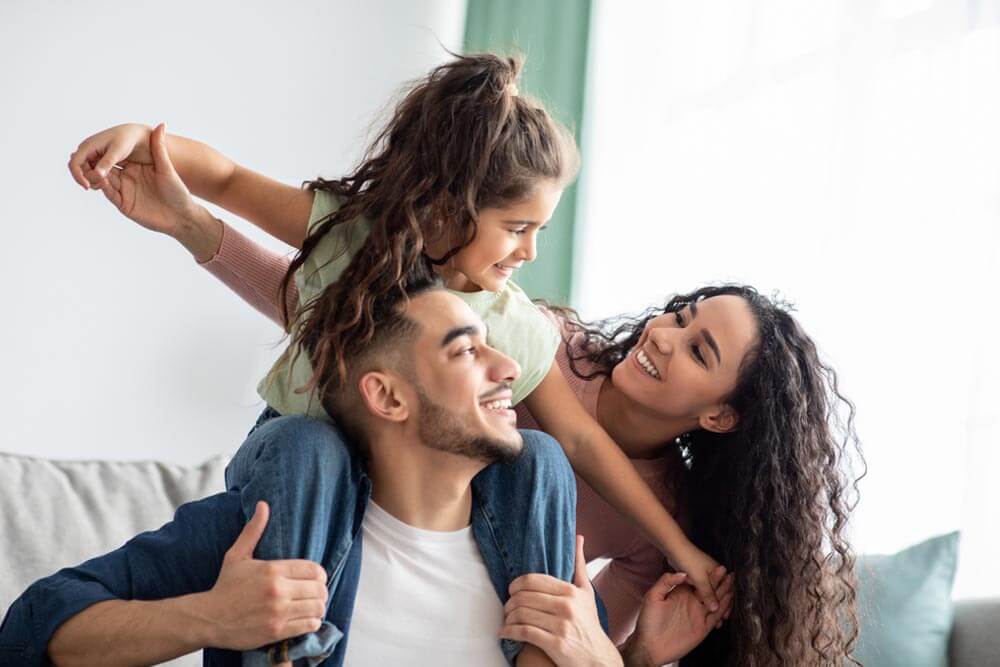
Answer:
[
  {"left": 68, "top": 123, "right": 314, "bottom": 248},
  {"left": 523, "top": 362, "right": 722, "bottom": 612},
  {"left": 48, "top": 502, "right": 325, "bottom": 667}
]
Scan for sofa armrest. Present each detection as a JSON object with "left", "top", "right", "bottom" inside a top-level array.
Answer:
[{"left": 949, "top": 597, "right": 1000, "bottom": 666}]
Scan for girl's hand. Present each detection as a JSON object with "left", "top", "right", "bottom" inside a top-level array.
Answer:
[
  {"left": 621, "top": 567, "right": 733, "bottom": 667},
  {"left": 91, "top": 123, "right": 221, "bottom": 260},
  {"left": 501, "top": 536, "right": 622, "bottom": 667},
  {"left": 669, "top": 540, "right": 725, "bottom": 613},
  {"left": 69, "top": 123, "right": 153, "bottom": 190}
]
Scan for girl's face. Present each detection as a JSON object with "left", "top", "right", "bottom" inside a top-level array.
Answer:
[
  {"left": 611, "top": 295, "right": 758, "bottom": 430},
  {"left": 444, "top": 181, "right": 564, "bottom": 293}
]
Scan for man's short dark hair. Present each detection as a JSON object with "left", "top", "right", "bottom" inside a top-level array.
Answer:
[{"left": 321, "top": 270, "right": 444, "bottom": 447}]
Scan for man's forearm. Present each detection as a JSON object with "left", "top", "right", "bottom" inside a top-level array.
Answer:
[{"left": 47, "top": 593, "right": 217, "bottom": 667}]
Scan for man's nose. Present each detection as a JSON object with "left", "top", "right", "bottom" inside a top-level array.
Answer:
[{"left": 489, "top": 347, "right": 521, "bottom": 384}]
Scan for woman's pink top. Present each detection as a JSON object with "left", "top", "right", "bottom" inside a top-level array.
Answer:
[{"left": 200, "top": 222, "right": 684, "bottom": 644}]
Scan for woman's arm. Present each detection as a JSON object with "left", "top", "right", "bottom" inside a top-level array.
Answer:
[
  {"left": 199, "top": 220, "right": 298, "bottom": 327},
  {"left": 522, "top": 362, "right": 722, "bottom": 612},
  {"left": 70, "top": 123, "right": 314, "bottom": 248}
]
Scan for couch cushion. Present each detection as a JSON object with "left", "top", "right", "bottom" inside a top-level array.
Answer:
[
  {"left": 0, "top": 450, "right": 227, "bottom": 666},
  {"left": 950, "top": 597, "right": 1000, "bottom": 667},
  {"left": 855, "top": 531, "right": 960, "bottom": 667}
]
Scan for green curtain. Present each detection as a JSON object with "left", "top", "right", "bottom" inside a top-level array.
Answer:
[{"left": 464, "top": 0, "right": 592, "bottom": 304}]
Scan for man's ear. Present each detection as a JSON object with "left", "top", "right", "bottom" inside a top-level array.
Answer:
[
  {"left": 358, "top": 371, "right": 410, "bottom": 423},
  {"left": 698, "top": 404, "right": 739, "bottom": 434}
]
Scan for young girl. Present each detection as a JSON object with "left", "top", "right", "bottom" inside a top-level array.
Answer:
[{"left": 71, "top": 53, "right": 725, "bottom": 661}]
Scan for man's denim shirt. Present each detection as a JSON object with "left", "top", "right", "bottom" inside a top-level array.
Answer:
[{"left": 0, "top": 458, "right": 564, "bottom": 666}]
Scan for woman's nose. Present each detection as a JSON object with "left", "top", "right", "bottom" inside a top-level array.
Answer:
[{"left": 648, "top": 328, "right": 675, "bottom": 357}]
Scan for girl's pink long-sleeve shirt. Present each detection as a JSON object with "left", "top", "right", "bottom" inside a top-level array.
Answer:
[{"left": 200, "top": 222, "right": 684, "bottom": 644}]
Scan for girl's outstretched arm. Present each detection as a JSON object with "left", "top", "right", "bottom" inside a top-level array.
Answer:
[
  {"left": 70, "top": 123, "right": 314, "bottom": 248},
  {"left": 199, "top": 222, "right": 298, "bottom": 327},
  {"left": 522, "top": 362, "right": 723, "bottom": 613}
]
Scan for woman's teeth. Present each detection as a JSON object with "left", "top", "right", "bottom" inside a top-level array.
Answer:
[
  {"left": 484, "top": 399, "right": 513, "bottom": 411},
  {"left": 636, "top": 349, "right": 661, "bottom": 380}
]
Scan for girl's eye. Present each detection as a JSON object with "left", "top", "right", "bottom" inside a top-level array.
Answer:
[
  {"left": 691, "top": 344, "right": 707, "bottom": 368},
  {"left": 463, "top": 347, "right": 476, "bottom": 356},
  {"left": 510, "top": 228, "right": 527, "bottom": 236},
  {"left": 674, "top": 312, "right": 684, "bottom": 326}
]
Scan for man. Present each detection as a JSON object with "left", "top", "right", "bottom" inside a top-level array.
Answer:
[{"left": 0, "top": 279, "right": 618, "bottom": 666}]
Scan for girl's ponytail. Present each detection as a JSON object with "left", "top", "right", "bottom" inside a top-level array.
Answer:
[{"left": 281, "top": 52, "right": 579, "bottom": 398}]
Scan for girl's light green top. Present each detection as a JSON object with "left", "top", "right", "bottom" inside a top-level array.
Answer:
[{"left": 258, "top": 190, "right": 560, "bottom": 420}]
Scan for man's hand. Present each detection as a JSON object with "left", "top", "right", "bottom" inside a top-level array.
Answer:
[
  {"left": 621, "top": 567, "right": 733, "bottom": 667},
  {"left": 201, "top": 501, "right": 329, "bottom": 651},
  {"left": 501, "top": 536, "right": 622, "bottom": 667}
]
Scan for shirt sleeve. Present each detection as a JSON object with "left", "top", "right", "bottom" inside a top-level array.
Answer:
[
  {"left": 199, "top": 222, "right": 299, "bottom": 327},
  {"left": 0, "top": 491, "right": 243, "bottom": 665},
  {"left": 592, "top": 546, "right": 669, "bottom": 646}
]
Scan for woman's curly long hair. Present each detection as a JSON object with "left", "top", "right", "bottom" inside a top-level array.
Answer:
[
  {"left": 279, "top": 52, "right": 578, "bottom": 398},
  {"left": 554, "top": 284, "right": 865, "bottom": 666}
]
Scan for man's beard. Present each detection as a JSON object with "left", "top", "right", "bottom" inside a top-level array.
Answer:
[{"left": 414, "top": 387, "right": 522, "bottom": 465}]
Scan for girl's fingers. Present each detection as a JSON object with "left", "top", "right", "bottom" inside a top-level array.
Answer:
[
  {"left": 695, "top": 581, "right": 720, "bottom": 613},
  {"left": 705, "top": 591, "right": 733, "bottom": 628},
  {"left": 94, "top": 138, "right": 128, "bottom": 179},
  {"left": 150, "top": 123, "right": 177, "bottom": 175},
  {"left": 716, "top": 573, "right": 734, "bottom": 599},
  {"left": 69, "top": 145, "right": 103, "bottom": 189}
]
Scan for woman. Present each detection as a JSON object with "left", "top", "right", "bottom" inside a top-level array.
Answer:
[{"left": 506, "top": 287, "right": 864, "bottom": 665}]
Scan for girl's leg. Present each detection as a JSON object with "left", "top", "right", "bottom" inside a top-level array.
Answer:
[
  {"left": 473, "top": 429, "right": 599, "bottom": 659},
  {"left": 226, "top": 412, "right": 364, "bottom": 665}
]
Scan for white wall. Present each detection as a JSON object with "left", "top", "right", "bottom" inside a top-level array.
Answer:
[{"left": 0, "top": 0, "right": 466, "bottom": 464}]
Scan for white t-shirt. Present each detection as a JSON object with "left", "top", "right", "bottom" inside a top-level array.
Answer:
[{"left": 342, "top": 500, "right": 509, "bottom": 666}]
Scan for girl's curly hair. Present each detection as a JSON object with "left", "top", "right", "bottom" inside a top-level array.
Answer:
[
  {"left": 280, "top": 52, "right": 578, "bottom": 400},
  {"left": 552, "top": 284, "right": 865, "bottom": 666}
]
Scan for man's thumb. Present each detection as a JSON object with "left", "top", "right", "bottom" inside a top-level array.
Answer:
[
  {"left": 150, "top": 123, "right": 178, "bottom": 176},
  {"left": 573, "top": 535, "right": 591, "bottom": 590},
  {"left": 229, "top": 500, "right": 269, "bottom": 559}
]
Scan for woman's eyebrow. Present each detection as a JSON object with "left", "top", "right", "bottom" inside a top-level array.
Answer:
[
  {"left": 702, "top": 329, "right": 722, "bottom": 364},
  {"left": 502, "top": 219, "right": 542, "bottom": 226}
]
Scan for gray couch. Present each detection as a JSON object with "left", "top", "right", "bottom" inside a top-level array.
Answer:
[{"left": 1, "top": 450, "right": 997, "bottom": 666}]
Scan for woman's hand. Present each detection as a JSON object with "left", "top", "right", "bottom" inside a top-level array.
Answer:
[
  {"left": 90, "top": 123, "right": 222, "bottom": 261},
  {"left": 621, "top": 567, "right": 734, "bottom": 667},
  {"left": 501, "top": 536, "right": 622, "bottom": 667},
  {"left": 69, "top": 123, "right": 153, "bottom": 190}
]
